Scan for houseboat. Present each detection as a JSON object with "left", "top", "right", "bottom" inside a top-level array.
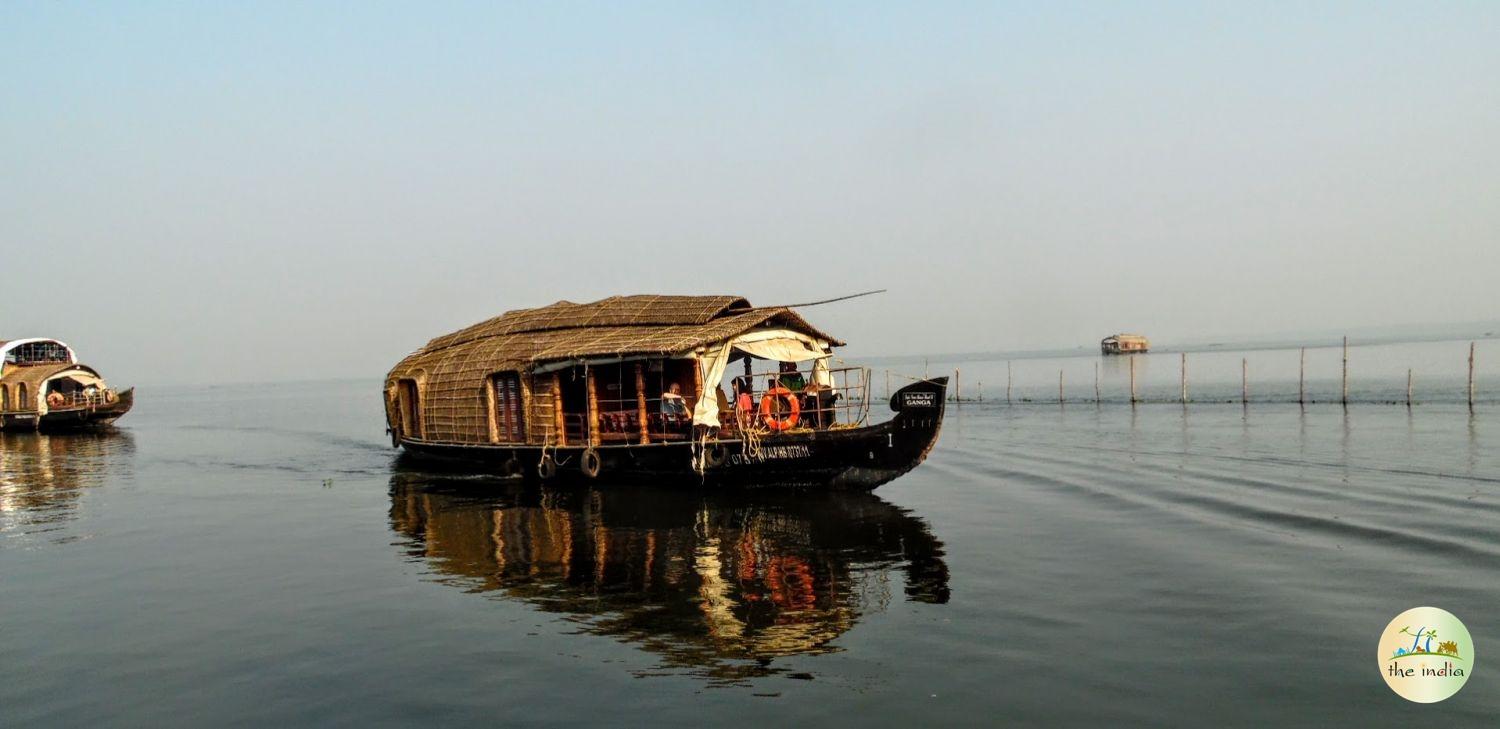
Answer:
[
  {"left": 0, "top": 338, "right": 134, "bottom": 431},
  {"left": 1101, "top": 333, "right": 1150, "bottom": 355},
  {"left": 384, "top": 295, "right": 947, "bottom": 489}
]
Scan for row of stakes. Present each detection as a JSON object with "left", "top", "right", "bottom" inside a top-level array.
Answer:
[{"left": 890, "top": 339, "right": 1482, "bottom": 409}]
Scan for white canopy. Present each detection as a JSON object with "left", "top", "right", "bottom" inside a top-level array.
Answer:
[{"left": 690, "top": 328, "right": 832, "bottom": 427}]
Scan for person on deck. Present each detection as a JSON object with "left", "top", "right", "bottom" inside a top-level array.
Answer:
[
  {"left": 733, "top": 377, "right": 755, "bottom": 429},
  {"left": 776, "top": 362, "right": 806, "bottom": 392},
  {"left": 660, "top": 383, "right": 690, "bottom": 419}
]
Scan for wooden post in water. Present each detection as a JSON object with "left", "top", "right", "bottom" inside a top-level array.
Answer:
[
  {"left": 1341, "top": 336, "right": 1349, "bottom": 406},
  {"left": 1470, "top": 342, "right": 1477, "bottom": 409},
  {"left": 1058, "top": 369, "right": 1064, "bottom": 405},
  {"left": 1094, "top": 362, "right": 1100, "bottom": 404},
  {"left": 1241, "top": 358, "right": 1248, "bottom": 405},
  {"left": 1298, "top": 347, "right": 1306, "bottom": 405},
  {"left": 1180, "top": 352, "right": 1188, "bottom": 404},
  {"left": 954, "top": 369, "right": 961, "bottom": 404},
  {"left": 1006, "top": 361, "right": 1013, "bottom": 405},
  {"left": 1406, "top": 368, "right": 1413, "bottom": 408},
  {"left": 1128, "top": 356, "right": 1137, "bottom": 404},
  {"left": 885, "top": 369, "right": 891, "bottom": 400}
]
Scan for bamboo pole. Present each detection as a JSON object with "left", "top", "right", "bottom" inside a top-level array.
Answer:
[
  {"left": 1406, "top": 368, "right": 1413, "bottom": 408},
  {"left": 954, "top": 369, "right": 961, "bottom": 404},
  {"left": 1341, "top": 336, "right": 1349, "bottom": 406},
  {"left": 1298, "top": 347, "right": 1305, "bottom": 405},
  {"left": 1180, "top": 352, "right": 1187, "bottom": 404},
  {"left": 635, "top": 363, "right": 649, "bottom": 444},
  {"left": 885, "top": 369, "right": 891, "bottom": 399},
  {"left": 586, "top": 367, "right": 601, "bottom": 447},
  {"left": 1470, "top": 342, "right": 1476, "bottom": 409},
  {"left": 1241, "top": 358, "right": 1248, "bottom": 405},
  {"left": 484, "top": 379, "right": 499, "bottom": 443},
  {"left": 1058, "top": 369, "right": 1064, "bottom": 405},
  {"left": 519, "top": 376, "right": 534, "bottom": 445},
  {"left": 1128, "top": 356, "right": 1137, "bottom": 404},
  {"left": 1094, "top": 362, "right": 1100, "bottom": 403},
  {"left": 552, "top": 373, "right": 566, "bottom": 447},
  {"left": 1006, "top": 361, "right": 1012, "bottom": 405}
]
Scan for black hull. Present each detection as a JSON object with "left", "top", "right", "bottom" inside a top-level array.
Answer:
[
  {"left": 398, "top": 377, "right": 947, "bottom": 490},
  {"left": 1, "top": 388, "right": 134, "bottom": 432}
]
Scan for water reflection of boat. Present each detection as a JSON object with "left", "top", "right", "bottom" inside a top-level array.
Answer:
[
  {"left": 0, "top": 430, "right": 134, "bottom": 531},
  {"left": 388, "top": 469, "right": 950, "bottom": 682}
]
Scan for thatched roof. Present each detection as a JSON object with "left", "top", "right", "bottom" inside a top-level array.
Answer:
[
  {"left": 425, "top": 295, "right": 754, "bottom": 351},
  {"left": 395, "top": 295, "right": 841, "bottom": 374}
]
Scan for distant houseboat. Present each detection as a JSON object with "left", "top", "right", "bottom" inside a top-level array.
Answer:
[
  {"left": 1101, "top": 333, "right": 1150, "bottom": 355},
  {"left": 0, "top": 338, "right": 133, "bottom": 431},
  {"left": 384, "top": 295, "right": 947, "bottom": 489}
]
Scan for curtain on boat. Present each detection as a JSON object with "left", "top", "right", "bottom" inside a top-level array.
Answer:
[{"left": 690, "top": 329, "right": 831, "bottom": 428}]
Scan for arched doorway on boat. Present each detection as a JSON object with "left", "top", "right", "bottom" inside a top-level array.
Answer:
[
  {"left": 395, "top": 379, "right": 422, "bottom": 440},
  {"left": 16, "top": 383, "right": 29, "bottom": 411}
]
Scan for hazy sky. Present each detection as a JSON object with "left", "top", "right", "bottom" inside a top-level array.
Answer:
[{"left": 3, "top": 2, "right": 1497, "bottom": 385}]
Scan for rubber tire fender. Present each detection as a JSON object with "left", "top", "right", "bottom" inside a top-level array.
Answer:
[
  {"left": 580, "top": 449, "right": 602, "bottom": 478},
  {"left": 704, "top": 443, "right": 728, "bottom": 469}
]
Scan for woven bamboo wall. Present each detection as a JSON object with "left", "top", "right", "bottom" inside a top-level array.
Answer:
[{"left": 525, "top": 374, "right": 558, "bottom": 446}]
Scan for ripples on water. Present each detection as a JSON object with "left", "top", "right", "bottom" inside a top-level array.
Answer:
[{"left": 0, "top": 376, "right": 1496, "bottom": 725}]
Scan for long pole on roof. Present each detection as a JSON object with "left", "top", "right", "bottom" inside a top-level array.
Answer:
[{"left": 759, "top": 289, "right": 887, "bottom": 309}]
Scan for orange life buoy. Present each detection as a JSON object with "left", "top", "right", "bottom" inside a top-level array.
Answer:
[{"left": 759, "top": 386, "right": 800, "bottom": 431}]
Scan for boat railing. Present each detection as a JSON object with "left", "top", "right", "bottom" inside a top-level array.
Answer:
[
  {"left": 584, "top": 365, "right": 870, "bottom": 443},
  {"left": 593, "top": 396, "right": 696, "bottom": 443},
  {"left": 724, "top": 364, "right": 871, "bottom": 434},
  {"left": 46, "top": 389, "right": 118, "bottom": 410},
  {"left": 561, "top": 413, "right": 589, "bottom": 445}
]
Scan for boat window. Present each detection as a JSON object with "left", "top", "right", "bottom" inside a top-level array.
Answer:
[
  {"left": 489, "top": 372, "right": 526, "bottom": 443},
  {"left": 16, "top": 383, "right": 28, "bottom": 410}
]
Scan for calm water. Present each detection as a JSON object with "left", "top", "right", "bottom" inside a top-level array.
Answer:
[{"left": 2, "top": 346, "right": 1497, "bottom": 726}]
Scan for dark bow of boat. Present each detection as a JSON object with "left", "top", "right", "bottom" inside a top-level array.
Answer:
[{"left": 399, "top": 376, "right": 947, "bottom": 489}]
